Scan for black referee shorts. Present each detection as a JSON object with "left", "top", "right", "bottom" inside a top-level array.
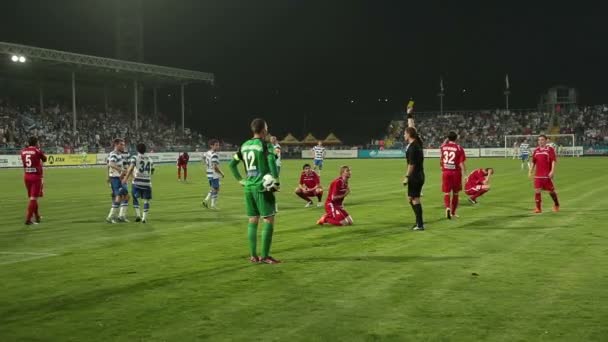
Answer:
[{"left": 407, "top": 173, "right": 425, "bottom": 198}]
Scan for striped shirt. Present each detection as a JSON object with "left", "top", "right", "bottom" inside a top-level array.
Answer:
[
  {"left": 520, "top": 143, "right": 530, "bottom": 156},
  {"left": 204, "top": 150, "right": 221, "bottom": 179},
  {"left": 107, "top": 150, "right": 125, "bottom": 177},
  {"left": 273, "top": 143, "right": 282, "bottom": 166},
  {"left": 130, "top": 153, "right": 154, "bottom": 187},
  {"left": 312, "top": 146, "right": 326, "bottom": 160}
]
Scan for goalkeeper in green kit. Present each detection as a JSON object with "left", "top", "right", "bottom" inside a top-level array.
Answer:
[{"left": 229, "top": 118, "right": 281, "bottom": 264}]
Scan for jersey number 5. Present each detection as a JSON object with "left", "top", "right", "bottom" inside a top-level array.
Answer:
[
  {"left": 25, "top": 155, "right": 32, "bottom": 167},
  {"left": 442, "top": 151, "right": 456, "bottom": 165}
]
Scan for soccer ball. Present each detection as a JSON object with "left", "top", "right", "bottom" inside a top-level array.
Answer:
[{"left": 262, "top": 174, "right": 280, "bottom": 192}]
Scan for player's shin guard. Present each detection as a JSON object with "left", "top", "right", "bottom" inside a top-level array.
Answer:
[
  {"left": 413, "top": 203, "right": 424, "bottom": 228},
  {"left": 211, "top": 192, "right": 218, "bottom": 208},
  {"left": 261, "top": 222, "right": 274, "bottom": 258},
  {"left": 25, "top": 199, "right": 36, "bottom": 222},
  {"left": 133, "top": 197, "right": 141, "bottom": 217},
  {"left": 119, "top": 200, "right": 129, "bottom": 218},
  {"left": 317, "top": 193, "right": 323, "bottom": 202},
  {"left": 204, "top": 191, "right": 212, "bottom": 202},
  {"left": 143, "top": 201, "right": 150, "bottom": 220},
  {"left": 109, "top": 201, "right": 119, "bottom": 218},
  {"left": 443, "top": 194, "right": 450, "bottom": 209},
  {"left": 296, "top": 191, "right": 310, "bottom": 202},
  {"left": 451, "top": 194, "right": 459, "bottom": 215},
  {"left": 247, "top": 223, "right": 258, "bottom": 257},
  {"left": 535, "top": 193, "right": 542, "bottom": 210},
  {"left": 549, "top": 192, "right": 559, "bottom": 206},
  {"left": 177, "top": 168, "right": 181, "bottom": 180},
  {"left": 183, "top": 168, "right": 187, "bottom": 181}
]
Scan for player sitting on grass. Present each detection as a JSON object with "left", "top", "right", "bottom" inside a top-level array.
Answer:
[
  {"left": 123, "top": 143, "right": 155, "bottom": 223},
  {"left": 465, "top": 168, "right": 494, "bottom": 204},
  {"left": 317, "top": 165, "right": 353, "bottom": 226},
  {"left": 295, "top": 163, "right": 323, "bottom": 207}
]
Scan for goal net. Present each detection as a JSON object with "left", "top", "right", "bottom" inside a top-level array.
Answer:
[{"left": 504, "top": 134, "right": 580, "bottom": 158}]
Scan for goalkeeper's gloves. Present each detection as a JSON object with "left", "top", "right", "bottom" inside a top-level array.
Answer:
[
  {"left": 239, "top": 179, "right": 246, "bottom": 187},
  {"left": 402, "top": 176, "right": 409, "bottom": 186}
]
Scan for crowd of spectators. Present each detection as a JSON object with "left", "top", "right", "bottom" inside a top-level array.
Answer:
[
  {"left": 0, "top": 98, "right": 207, "bottom": 153},
  {"left": 383, "top": 106, "right": 608, "bottom": 149}
]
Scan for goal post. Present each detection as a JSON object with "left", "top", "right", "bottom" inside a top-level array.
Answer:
[{"left": 504, "top": 134, "right": 580, "bottom": 157}]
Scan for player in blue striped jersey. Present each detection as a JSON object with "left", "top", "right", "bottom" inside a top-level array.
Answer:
[
  {"left": 519, "top": 139, "right": 530, "bottom": 170},
  {"left": 124, "top": 143, "right": 154, "bottom": 223},
  {"left": 106, "top": 138, "right": 128, "bottom": 223},
  {"left": 312, "top": 141, "right": 326, "bottom": 175},
  {"left": 202, "top": 139, "right": 225, "bottom": 209}
]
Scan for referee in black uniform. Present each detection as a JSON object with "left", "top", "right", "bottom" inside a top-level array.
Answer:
[{"left": 403, "top": 112, "right": 425, "bottom": 230}]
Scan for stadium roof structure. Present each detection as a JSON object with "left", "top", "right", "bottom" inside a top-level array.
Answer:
[
  {"left": 0, "top": 41, "right": 215, "bottom": 132},
  {"left": 279, "top": 133, "right": 301, "bottom": 145},
  {"left": 302, "top": 133, "right": 319, "bottom": 145},
  {"left": 322, "top": 132, "right": 342, "bottom": 145}
]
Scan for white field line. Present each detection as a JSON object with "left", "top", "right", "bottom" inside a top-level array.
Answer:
[{"left": 0, "top": 251, "right": 59, "bottom": 265}]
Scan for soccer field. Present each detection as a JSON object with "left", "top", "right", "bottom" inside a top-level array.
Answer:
[{"left": 1, "top": 158, "right": 607, "bottom": 341}]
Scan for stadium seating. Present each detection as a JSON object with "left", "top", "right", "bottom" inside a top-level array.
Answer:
[
  {"left": 383, "top": 106, "right": 608, "bottom": 149},
  {"left": 0, "top": 99, "right": 207, "bottom": 153}
]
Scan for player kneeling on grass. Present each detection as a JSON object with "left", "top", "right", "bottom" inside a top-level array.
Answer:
[
  {"left": 317, "top": 166, "right": 353, "bottom": 226},
  {"left": 295, "top": 163, "right": 323, "bottom": 207},
  {"left": 124, "top": 143, "right": 155, "bottom": 223},
  {"left": 465, "top": 168, "right": 494, "bottom": 204}
]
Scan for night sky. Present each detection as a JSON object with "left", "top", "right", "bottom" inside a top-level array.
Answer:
[{"left": 0, "top": 1, "right": 606, "bottom": 143}]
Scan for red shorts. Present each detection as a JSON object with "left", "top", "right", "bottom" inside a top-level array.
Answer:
[
  {"left": 442, "top": 171, "right": 462, "bottom": 193},
  {"left": 534, "top": 178, "right": 555, "bottom": 191},
  {"left": 325, "top": 203, "right": 349, "bottom": 221},
  {"left": 302, "top": 189, "right": 321, "bottom": 197},
  {"left": 25, "top": 177, "right": 44, "bottom": 198},
  {"left": 177, "top": 164, "right": 187, "bottom": 169},
  {"left": 465, "top": 185, "right": 483, "bottom": 196}
]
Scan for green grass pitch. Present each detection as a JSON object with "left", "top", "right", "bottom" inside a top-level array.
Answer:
[{"left": 1, "top": 157, "right": 607, "bottom": 341}]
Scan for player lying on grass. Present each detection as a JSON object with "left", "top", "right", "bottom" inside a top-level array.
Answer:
[
  {"left": 465, "top": 168, "right": 494, "bottom": 204},
  {"left": 295, "top": 163, "right": 323, "bottom": 207},
  {"left": 229, "top": 118, "right": 281, "bottom": 264},
  {"left": 317, "top": 165, "right": 353, "bottom": 226},
  {"left": 123, "top": 143, "right": 155, "bottom": 223}
]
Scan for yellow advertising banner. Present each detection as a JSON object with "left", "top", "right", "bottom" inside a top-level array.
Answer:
[{"left": 46, "top": 154, "right": 97, "bottom": 166}]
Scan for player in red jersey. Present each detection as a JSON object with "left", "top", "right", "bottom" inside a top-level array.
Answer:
[
  {"left": 530, "top": 134, "right": 559, "bottom": 213},
  {"left": 176, "top": 152, "right": 189, "bottom": 182},
  {"left": 465, "top": 168, "right": 494, "bottom": 204},
  {"left": 295, "top": 163, "right": 324, "bottom": 207},
  {"left": 440, "top": 131, "right": 467, "bottom": 219},
  {"left": 316, "top": 165, "right": 352, "bottom": 226},
  {"left": 20, "top": 137, "right": 47, "bottom": 225}
]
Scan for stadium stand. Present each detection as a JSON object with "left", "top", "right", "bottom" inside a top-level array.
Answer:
[
  {"left": 0, "top": 98, "right": 207, "bottom": 153},
  {"left": 382, "top": 107, "right": 608, "bottom": 149}
]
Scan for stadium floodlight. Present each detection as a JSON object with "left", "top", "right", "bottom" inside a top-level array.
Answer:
[
  {"left": 11, "top": 55, "right": 19, "bottom": 62},
  {"left": 18, "top": 56, "right": 26, "bottom": 63}
]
